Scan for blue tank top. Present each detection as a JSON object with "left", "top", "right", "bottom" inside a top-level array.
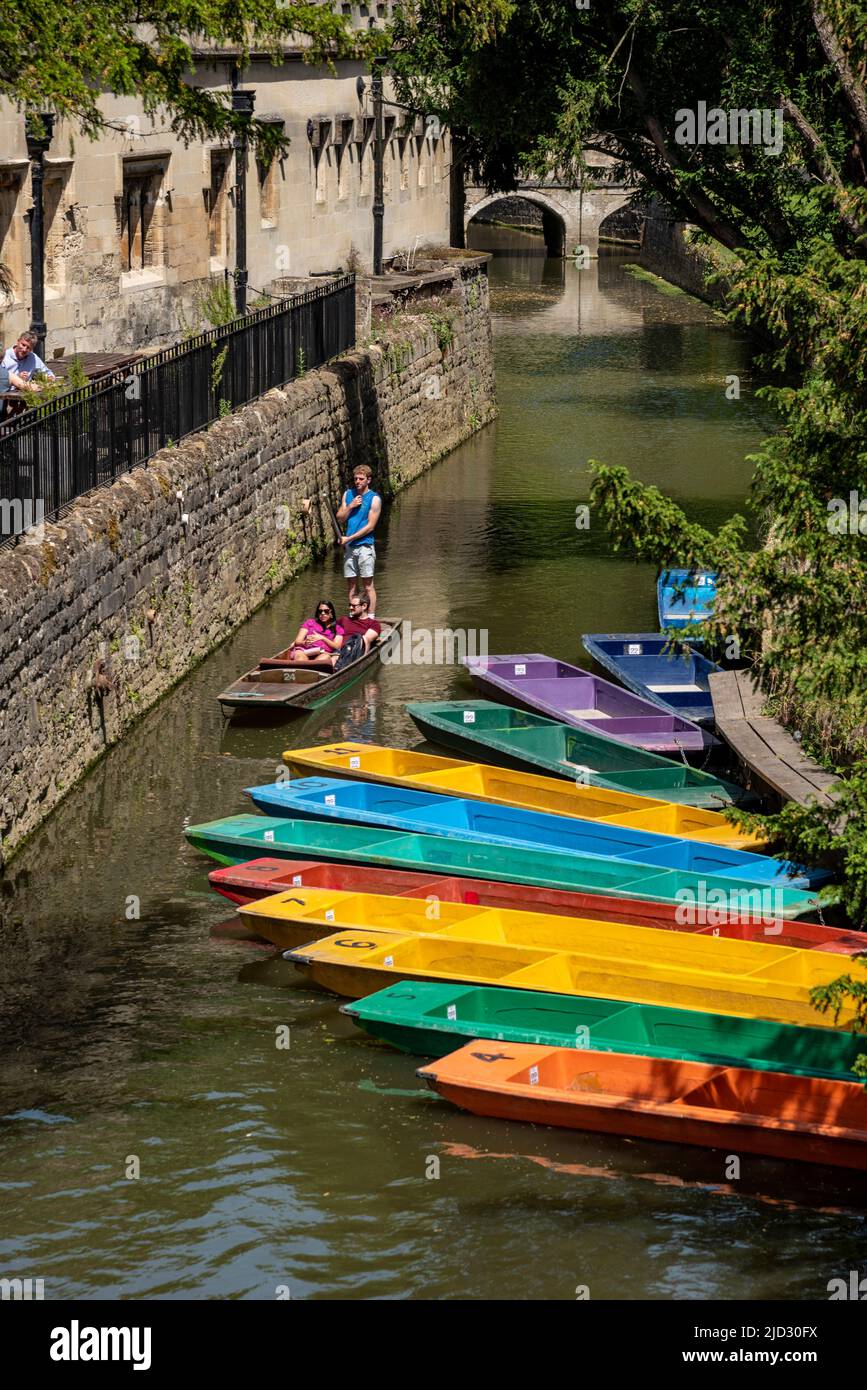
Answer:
[{"left": 344, "top": 488, "right": 380, "bottom": 549}]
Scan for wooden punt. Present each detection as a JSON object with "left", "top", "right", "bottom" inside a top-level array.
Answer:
[
  {"left": 216, "top": 618, "right": 402, "bottom": 717},
  {"left": 185, "top": 815, "right": 826, "bottom": 919},
  {"left": 406, "top": 700, "right": 749, "bottom": 807},
  {"left": 582, "top": 633, "right": 717, "bottom": 727},
  {"left": 281, "top": 741, "right": 759, "bottom": 848},
  {"left": 417, "top": 1043, "right": 867, "bottom": 1170},
  {"left": 285, "top": 926, "right": 862, "bottom": 1028},
  {"left": 657, "top": 568, "right": 717, "bottom": 630},
  {"left": 246, "top": 776, "right": 826, "bottom": 889},
  {"left": 241, "top": 885, "right": 852, "bottom": 990},
  {"left": 462, "top": 653, "right": 715, "bottom": 755},
  {"left": 344, "top": 981, "right": 867, "bottom": 1080},
  {"left": 209, "top": 858, "right": 863, "bottom": 953}
]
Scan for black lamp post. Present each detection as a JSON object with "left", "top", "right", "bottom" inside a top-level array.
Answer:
[
  {"left": 25, "top": 111, "right": 55, "bottom": 358},
  {"left": 371, "top": 56, "right": 386, "bottom": 276},
  {"left": 231, "top": 80, "right": 255, "bottom": 315}
]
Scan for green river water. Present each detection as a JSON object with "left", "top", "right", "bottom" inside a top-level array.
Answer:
[{"left": 2, "top": 232, "right": 866, "bottom": 1301}]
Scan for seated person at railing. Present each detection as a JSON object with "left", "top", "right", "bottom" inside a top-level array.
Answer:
[
  {"left": 2, "top": 331, "right": 56, "bottom": 393},
  {"left": 287, "top": 600, "right": 343, "bottom": 663}
]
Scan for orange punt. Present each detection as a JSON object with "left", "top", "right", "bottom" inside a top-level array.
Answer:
[{"left": 418, "top": 1043, "right": 867, "bottom": 1170}]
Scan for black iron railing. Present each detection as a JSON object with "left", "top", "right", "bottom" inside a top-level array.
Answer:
[{"left": 0, "top": 274, "right": 356, "bottom": 541}]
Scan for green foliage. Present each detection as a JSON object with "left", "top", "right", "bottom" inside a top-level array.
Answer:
[
  {"left": 397, "top": 2, "right": 867, "bottom": 1044},
  {"left": 725, "top": 765, "right": 867, "bottom": 924},
  {"left": 0, "top": 4, "right": 372, "bottom": 159},
  {"left": 65, "top": 355, "right": 88, "bottom": 389},
  {"left": 426, "top": 309, "right": 454, "bottom": 352},
  {"left": 202, "top": 280, "right": 237, "bottom": 329},
  {"left": 211, "top": 344, "right": 229, "bottom": 395}
]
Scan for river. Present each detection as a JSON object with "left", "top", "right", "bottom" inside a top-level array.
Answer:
[{"left": 2, "top": 231, "right": 864, "bottom": 1300}]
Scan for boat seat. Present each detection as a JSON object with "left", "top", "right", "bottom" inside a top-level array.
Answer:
[{"left": 259, "top": 657, "right": 335, "bottom": 673}]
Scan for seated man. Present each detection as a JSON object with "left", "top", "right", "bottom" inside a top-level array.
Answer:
[
  {"left": 3, "top": 331, "right": 56, "bottom": 393},
  {"left": 333, "top": 594, "right": 382, "bottom": 668}
]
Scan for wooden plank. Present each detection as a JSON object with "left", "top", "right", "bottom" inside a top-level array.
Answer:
[
  {"left": 752, "top": 720, "right": 838, "bottom": 792},
  {"left": 708, "top": 671, "right": 746, "bottom": 722},
  {"left": 715, "top": 715, "right": 836, "bottom": 806},
  {"left": 732, "top": 669, "right": 764, "bottom": 717},
  {"left": 712, "top": 666, "right": 838, "bottom": 807}
]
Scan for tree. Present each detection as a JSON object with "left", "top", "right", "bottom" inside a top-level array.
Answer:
[
  {"left": 393, "top": 0, "right": 867, "bottom": 857},
  {"left": 394, "top": 1, "right": 867, "bottom": 1041},
  {"left": 1, "top": 3, "right": 378, "bottom": 158}
]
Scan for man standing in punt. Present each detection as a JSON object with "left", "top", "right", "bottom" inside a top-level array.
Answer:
[{"left": 336, "top": 464, "right": 382, "bottom": 615}]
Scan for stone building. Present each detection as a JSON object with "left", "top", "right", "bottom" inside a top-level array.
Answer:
[{"left": 0, "top": 4, "right": 451, "bottom": 355}]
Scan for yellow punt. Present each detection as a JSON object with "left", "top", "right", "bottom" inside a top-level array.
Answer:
[
  {"left": 278, "top": 896, "right": 860, "bottom": 1029},
  {"left": 281, "top": 741, "right": 760, "bottom": 849}
]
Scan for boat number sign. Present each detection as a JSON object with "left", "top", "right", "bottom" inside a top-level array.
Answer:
[
  {"left": 514, "top": 664, "right": 527, "bottom": 675},
  {"left": 627, "top": 644, "right": 642, "bottom": 655},
  {"left": 336, "top": 939, "right": 380, "bottom": 950},
  {"left": 463, "top": 711, "right": 476, "bottom": 724}
]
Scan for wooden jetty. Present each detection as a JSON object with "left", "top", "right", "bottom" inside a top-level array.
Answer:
[{"left": 709, "top": 670, "right": 839, "bottom": 807}]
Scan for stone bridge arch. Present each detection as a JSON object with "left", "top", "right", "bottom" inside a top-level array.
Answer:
[
  {"left": 465, "top": 180, "right": 635, "bottom": 258},
  {"left": 465, "top": 190, "right": 571, "bottom": 257}
]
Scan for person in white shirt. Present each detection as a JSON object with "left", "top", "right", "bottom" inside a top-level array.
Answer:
[{"left": 2, "top": 330, "right": 56, "bottom": 392}]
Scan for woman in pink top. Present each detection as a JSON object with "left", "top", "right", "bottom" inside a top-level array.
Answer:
[{"left": 287, "top": 601, "right": 344, "bottom": 662}]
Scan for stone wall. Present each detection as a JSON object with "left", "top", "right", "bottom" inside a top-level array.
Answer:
[
  {"left": 0, "top": 258, "right": 496, "bottom": 863},
  {"left": 639, "top": 206, "right": 733, "bottom": 304}
]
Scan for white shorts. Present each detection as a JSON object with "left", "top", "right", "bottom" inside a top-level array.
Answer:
[{"left": 343, "top": 544, "right": 376, "bottom": 580}]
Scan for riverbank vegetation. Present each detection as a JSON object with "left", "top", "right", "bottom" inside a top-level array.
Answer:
[{"left": 393, "top": 3, "right": 867, "bottom": 1051}]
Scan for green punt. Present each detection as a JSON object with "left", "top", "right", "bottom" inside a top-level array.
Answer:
[
  {"left": 407, "top": 699, "right": 751, "bottom": 808},
  {"left": 343, "top": 982, "right": 867, "bottom": 1081},
  {"left": 184, "top": 814, "right": 826, "bottom": 918}
]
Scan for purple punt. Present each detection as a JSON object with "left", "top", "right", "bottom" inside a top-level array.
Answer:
[{"left": 463, "top": 653, "right": 717, "bottom": 756}]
